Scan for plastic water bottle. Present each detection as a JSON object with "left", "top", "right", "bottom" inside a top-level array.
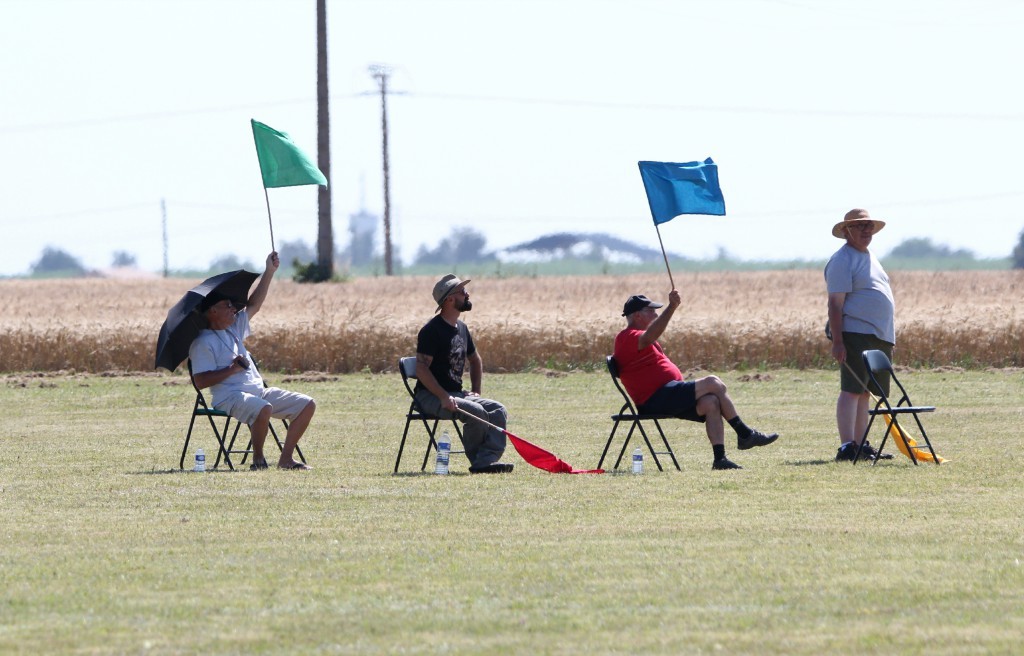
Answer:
[
  {"left": 435, "top": 429, "right": 451, "bottom": 475},
  {"left": 194, "top": 447, "right": 206, "bottom": 472},
  {"left": 632, "top": 447, "right": 643, "bottom": 474}
]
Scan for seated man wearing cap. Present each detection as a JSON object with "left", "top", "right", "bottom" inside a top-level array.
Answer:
[
  {"left": 613, "top": 290, "right": 778, "bottom": 470},
  {"left": 414, "top": 274, "right": 513, "bottom": 474},
  {"left": 190, "top": 251, "right": 315, "bottom": 470}
]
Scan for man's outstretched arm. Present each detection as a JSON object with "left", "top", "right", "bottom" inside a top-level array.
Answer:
[
  {"left": 638, "top": 289, "right": 681, "bottom": 350},
  {"left": 246, "top": 251, "right": 280, "bottom": 318}
]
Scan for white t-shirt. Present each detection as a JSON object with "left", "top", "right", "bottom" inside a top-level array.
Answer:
[
  {"left": 189, "top": 309, "right": 265, "bottom": 407},
  {"left": 824, "top": 243, "right": 896, "bottom": 344}
]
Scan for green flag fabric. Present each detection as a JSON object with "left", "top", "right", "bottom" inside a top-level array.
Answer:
[{"left": 251, "top": 119, "right": 328, "bottom": 188}]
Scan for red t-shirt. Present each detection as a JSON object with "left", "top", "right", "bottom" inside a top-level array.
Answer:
[{"left": 613, "top": 328, "right": 684, "bottom": 406}]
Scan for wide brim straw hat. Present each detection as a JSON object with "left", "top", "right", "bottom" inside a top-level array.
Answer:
[{"left": 832, "top": 208, "right": 886, "bottom": 238}]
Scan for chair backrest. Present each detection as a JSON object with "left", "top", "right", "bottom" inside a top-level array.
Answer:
[
  {"left": 186, "top": 359, "right": 213, "bottom": 410},
  {"left": 606, "top": 355, "right": 638, "bottom": 413},
  {"left": 398, "top": 356, "right": 421, "bottom": 403},
  {"left": 863, "top": 349, "right": 893, "bottom": 377},
  {"left": 399, "top": 356, "right": 418, "bottom": 381},
  {"left": 862, "top": 349, "right": 913, "bottom": 407}
]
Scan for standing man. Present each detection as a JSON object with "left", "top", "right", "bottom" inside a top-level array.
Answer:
[
  {"left": 414, "top": 274, "right": 513, "bottom": 474},
  {"left": 614, "top": 291, "right": 778, "bottom": 470},
  {"left": 826, "top": 208, "right": 895, "bottom": 462},
  {"left": 190, "top": 252, "right": 316, "bottom": 470}
]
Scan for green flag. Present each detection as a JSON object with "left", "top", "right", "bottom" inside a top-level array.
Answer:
[{"left": 251, "top": 119, "right": 328, "bottom": 188}]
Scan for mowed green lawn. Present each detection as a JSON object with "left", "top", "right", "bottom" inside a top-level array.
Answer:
[{"left": 2, "top": 368, "right": 1022, "bottom": 655}]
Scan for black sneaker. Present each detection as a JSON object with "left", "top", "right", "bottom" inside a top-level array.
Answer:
[
  {"left": 857, "top": 441, "right": 894, "bottom": 461},
  {"left": 737, "top": 430, "right": 779, "bottom": 451},
  {"left": 835, "top": 442, "right": 858, "bottom": 462},
  {"left": 712, "top": 458, "right": 743, "bottom": 470},
  {"left": 468, "top": 463, "right": 515, "bottom": 474}
]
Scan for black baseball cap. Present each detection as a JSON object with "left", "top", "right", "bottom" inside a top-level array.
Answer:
[{"left": 622, "top": 294, "right": 663, "bottom": 316}]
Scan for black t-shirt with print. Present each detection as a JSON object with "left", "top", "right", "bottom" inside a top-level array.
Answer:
[{"left": 414, "top": 315, "right": 476, "bottom": 394}]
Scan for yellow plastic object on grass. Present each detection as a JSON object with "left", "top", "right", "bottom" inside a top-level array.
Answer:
[{"left": 885, "top": 415, "right": 946, "bottom": 464}]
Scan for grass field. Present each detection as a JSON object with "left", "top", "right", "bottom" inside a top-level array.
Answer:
[
  {"left": 2, "top": 270, "right": 1023, "bottom": 373},
  {"left": 3, "top": 367, "right": 1023, "bottom": 654}
]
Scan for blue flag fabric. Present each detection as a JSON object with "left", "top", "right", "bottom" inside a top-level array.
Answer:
[{"left": 638, "top": 159, "right": 725, "bottom": 224}]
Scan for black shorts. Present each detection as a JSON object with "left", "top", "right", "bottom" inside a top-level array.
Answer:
[
  {"left": 637, "top": 380, "right": 706, "bottom": 423},
  {"left": 841, "top": 332, "right": 892, "bottom": 396}
]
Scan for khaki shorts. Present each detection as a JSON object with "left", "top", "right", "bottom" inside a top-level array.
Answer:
[
  {"left": 840, "top": 332, "right": 892, "bottom": 396},
  {"left": 215, "top": 387, "right": 313, "bottom": 426}
]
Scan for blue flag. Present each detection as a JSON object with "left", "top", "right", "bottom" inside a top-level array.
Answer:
[{"left": 638, "top": 159, "right": 725, "bottom": 224}]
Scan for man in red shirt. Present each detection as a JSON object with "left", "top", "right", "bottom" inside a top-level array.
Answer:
[{"left": 613, "top": 291, "right": 778, "bottom": 470}]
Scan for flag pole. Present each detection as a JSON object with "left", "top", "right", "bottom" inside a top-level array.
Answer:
[
  {"left": 655, "top": 223, "right": 675, "bottom": 289},
  {"left": 262, "top": 186, "right": 275, "bottom": 252},
  {"left": 455, "top": 407, "right": 505, "bottom": 434}
]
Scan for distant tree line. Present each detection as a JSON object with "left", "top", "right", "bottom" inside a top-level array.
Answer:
[
  {"left": 21, "top": 227, "right": 1024, "bottom": 277},
  {"left": 1015, "top": 229, "right": 1024, "bottom": 269},
  {"left": 886, "top": 237, "right": 974, "bottom": 259}
]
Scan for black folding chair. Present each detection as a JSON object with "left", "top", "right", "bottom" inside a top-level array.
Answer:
[
  {"left": 854, "top": 349, "right": 940, "bottom": 465},
  {"left": 179, "top": 359, "right": 305, "bottom": 470},
  {"left": 597, "top": 355, "right": 681, "bottom": 471},
  {"left": 179, "top": 359, "right": 242, "bottom": 470},
  {"left": 395, "top": 356, "right": 464, "bottom": 473}
]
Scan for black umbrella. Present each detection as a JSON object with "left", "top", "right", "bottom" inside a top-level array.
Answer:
[{"left": 154, "top": 269, "right": 260, "bottom": 372}]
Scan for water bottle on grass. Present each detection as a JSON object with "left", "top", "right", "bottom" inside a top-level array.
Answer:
[
  {"left": 194, "top": 447, "right": 206, "bottom": 472},
  {"left": 632, "top": 447, "right": 643, "bottom": 474},
  {"left": 435, "top": 430, "right": 451, "bottom": 475}
]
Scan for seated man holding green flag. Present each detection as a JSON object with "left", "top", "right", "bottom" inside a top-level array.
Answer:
[
  {"left": 190, "top": 251, "right": 316, "bottom": 470},
  {"left": 613, "top": 290, "right": 778, "bottom": 470}
]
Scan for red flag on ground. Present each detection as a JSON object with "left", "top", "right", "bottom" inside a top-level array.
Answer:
[
  {"left": 456, "top": 409, "right": 603, "bottom": 474},
  {"left": 507, "top": 432, "right": 604, "bottom": 474}
]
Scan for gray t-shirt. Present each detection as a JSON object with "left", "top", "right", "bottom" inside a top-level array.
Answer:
[
  {"left": 189, "top": 309, "right": 265, "bottom": 407},
  {"left": 824, "top": 243, "right": 895, "bottom": 344}
]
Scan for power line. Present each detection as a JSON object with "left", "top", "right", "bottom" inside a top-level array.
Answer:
[
  {"left": 5, "top": 88, "right": 1021, "bottom": 135},
  {"left": 404, "top": 92, "right": 1024, "bottom": 122},
  {"left": 0, "top": 95, "right": 358, "bottom": 134},
  {"left": 1, "top": 200, "right": 315, "bottom": 225},
  {"left": 396, "top": 190, "right": 1024, "bottom": 226}
]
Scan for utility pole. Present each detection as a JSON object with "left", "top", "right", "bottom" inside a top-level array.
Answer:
[
  {"left": 369, "top": 64, "right": 394, "bottom": 275},
  {"left": 315, "top": 0, "right": 334, "bottom": 280}
]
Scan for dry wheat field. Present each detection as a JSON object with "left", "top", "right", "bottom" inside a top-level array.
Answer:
[{"left": 1, "top": 270, "right": 1022, "bottom": 373}]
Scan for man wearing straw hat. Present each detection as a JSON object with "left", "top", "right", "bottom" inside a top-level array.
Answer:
[
  {"left": 825, "top": 208, "right": 895, "bottom": 462},
  {"left": 414, "top": 274, "right": 514, "bottom": 474}
]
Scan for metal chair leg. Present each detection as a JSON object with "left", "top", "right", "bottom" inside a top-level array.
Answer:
[{"left": 597, "top": 420, "right": 621, "bottom": 470}]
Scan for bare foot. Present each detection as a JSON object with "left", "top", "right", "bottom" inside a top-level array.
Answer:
[{"left": 277, "top": 461, "right": 312, "bottom": 470}]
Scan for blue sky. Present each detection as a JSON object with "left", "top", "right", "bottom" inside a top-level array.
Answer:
[{"left": 3, "top": 0, "right": 1023, "bottom": 275}]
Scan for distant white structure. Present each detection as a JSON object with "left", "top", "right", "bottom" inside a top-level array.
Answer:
[
  {"left": 348, "top": 209, "right": 378, "bottom": 266},
  {"left": 495, "top": 232, "right": 655, "bottom": 265}
]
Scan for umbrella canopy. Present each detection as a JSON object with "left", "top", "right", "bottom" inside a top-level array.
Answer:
[{"left": 154, "top": 269, "right": 260, "bottom": 372}]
